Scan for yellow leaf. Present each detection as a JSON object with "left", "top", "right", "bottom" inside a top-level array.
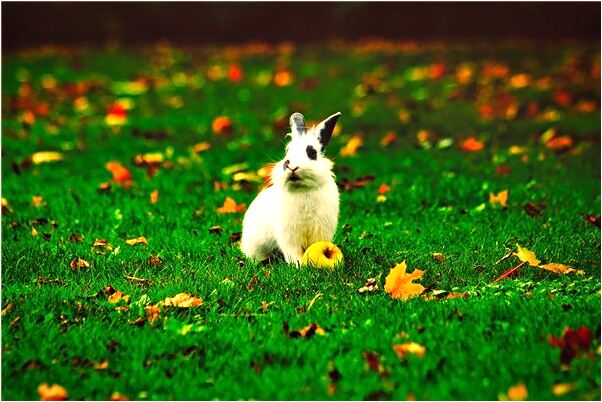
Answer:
[
  {"left": 384, "top": 261, "right": 426, "bottom": 300},
  {"left": 125, "top": 236, "right": 147, "bottom": 246},
  {"left": 217, "top": 197, "right": 246, "bottom": 214},
  {"left": 552, "top": 383, "right": 576, "bottom": 396},
  {"left": 392, "top": 342, "right": 426, "bottom": 359},
  {"left": 37, "top": 383, "right": 68, "bottom": 401},
  {"left": 94, "top": 359, "right": 109, "bottom": 370},
  {"left": 31, "top": 151, "right": 64, "bottom": 165},
  {"left": 339, "top": 135, "right": 363, "bottom": 157},
  {"left": 31, "top": 226, "right": 38, "bottom": 237},
  {"left": 108, "top": 291, "right": 131, "bottom": 304},
  {"left": 162, "top": 293, "right": 204, "bottom": 308},
  {"left": 192, "top": 142, "right": 211, "bottom": 153},
  {"left": 540, "top": 263, "right": 584, "bottom": 275},
  {"left": 150, "top": 190, "right": 159, "bottom": 204},
  {"left": 489, "top": 190, "right": 508, "bottom": 208},
  {"left": 32, "top": 195, "right": 45, "bottom": 207},
  {"left": 499, "top": 383, "right": 528, "bottom": 401},
  {"left": 513, "top": 244, "right": 540, "bottom": 267}
]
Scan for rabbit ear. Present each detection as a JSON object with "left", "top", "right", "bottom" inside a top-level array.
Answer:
[
  {"left": 289, "top": 112, "right": 307, "bottom": 136},
  {"left": 314, "top": 112, "right": 341, "bottom": 150}
]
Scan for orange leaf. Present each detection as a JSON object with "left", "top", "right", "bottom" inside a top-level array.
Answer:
[
  {"left": 384, "top": 261, "right": 426, "bottom": 300},
  {"left": 32, "top": 195, "right": 45, "bottom": 207},
  {"left": 212, "top": 116, "right": 233, "bottom": 135},
  {"left": 499, "top": 383, "right": 528, "bottom": 401},
  {"left": 192, "top": 142, "right": 211, "bottom": 153},
  {"left": 125, "top": 236, "right": 147, "bottom": 246},
  {"left": 539, "top": 263, "right": 584, "bottom": 275},
  {"left": 37, "top": 383, "right": 68, "bottom": 401},
  {"left": 227, "top": 63, "right": 244, "bottom": 82},
  {"left": 145, "top": 305, "right": 161, "bottom": 324},
  {"left": 150, "top": 190, "right": 159, "bottom": 204},
  {"left": 380, "top": 132, "right": 397, "bottom": 147},
  {"left": 162, "top": 293, "right": 204, "bottom": 308},
  {"left": 217, "top": 197, "right": 246, "bottom": 214},
  {"left": 392, "top": 342, "right": 426, "bottom": 359},
  {"left": 110, "top": 392, "right": 129, "bottom": 401},
  {"left": 459, "top": 137, "right": 485, "bottom": 152},
  {"left": 108, "top": 291, "right": 130, "bottom": 304},
  {"left": 377, "top": 183, "right": 391, "bottom": 195},
  {"left": 273, "top": 70, "right": 294, "bottom": 87},
  {"left": 489, "top": 190, "right": 508, "bottom": 208},
  {"left": 94, "top": 359, "right": 109, "bottom": 370},
  {"left": 105, "top": 161, "right": 132, "bottom": 187},
  {"left": 339, "top": 135, "right": 363, "bottom": 157},
  {"left": 545, "top": 136, "right": 573, "bottom": 151}
]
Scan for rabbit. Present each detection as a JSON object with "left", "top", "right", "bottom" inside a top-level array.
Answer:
[{"left": 241, "top": 112, "right": 341, "bottom": 265}]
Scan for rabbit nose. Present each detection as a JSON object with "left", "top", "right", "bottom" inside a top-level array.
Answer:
[{"left": 283, "top": 160, "right": 298, "bottom": 172}]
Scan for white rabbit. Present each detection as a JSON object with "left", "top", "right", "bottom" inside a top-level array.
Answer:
[{"left": 241, "top": 112, "right": 341, "bottom": 265}]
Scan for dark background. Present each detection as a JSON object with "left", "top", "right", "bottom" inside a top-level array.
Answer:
[{"left": 2, "top": 2, "right": 601, "bottom": 49}]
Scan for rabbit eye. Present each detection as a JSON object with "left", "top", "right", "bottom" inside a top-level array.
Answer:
[{"left": 306, "top": 145, "right": 317, "bottom": 160}]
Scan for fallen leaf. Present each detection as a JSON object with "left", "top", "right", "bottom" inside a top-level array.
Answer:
[
  {"left": 377, "top": 183, "right": 391, "bottom": 195},
  {"left": 150, "top": 190, "right": 159, "bottom": 204},
  {"left": 97, "top": 182, "right": 112, "bottom": 192},
  {"left": 358, "top": 277, "right": 379, "bottom": 294},
  {"left": 524, "top": 202, "right": 544, "bottom": 217},
  {"left": 70, "top": 258, "right": 90, "bottom": 270},
  {"left": 93, "top": 238, "right": 114, "bottom": 253},
  {"left": 162, "top": 293, "right": 204, "bottom": 308},
  {"left": 546, "top": 136, "right": 573, "bottom": 151},
  {"left": 134, "top": 152, "right": 164, "bottom": 167},
  {"left": 1, "top": 197, "right": 12, "bottom": 214},
  {"left": 431, "top": 252, "right": 446, "bottom": 262},
  {"left": 94, "top": 359, "right": 109, "bottom": 370},
  {"left": 380, "top": 132, "right": 397, "bottom": 147},
  {"left": 392, "top": 342, "right": 426, "bottom": 359},
  {"left": 513, "top": 244, "right": 540, "bottom": 267},
  {"left": 217, "top": 197, "right": 246, "bottom": 214},
  {"left": 31, "top": 151, "right": 64, "bottom": 165},
  {"left": 145, "top": 305, "right": 161, "bottom": 324},
  {"left": 192, "top": 142, "right": 211, "bottom": 153},
  {"left": 212, "top": 116, "right": 233, "bottom": 135},
  {"left": 548, "top": 325, "right": 592, "bottom": 365},
  {"left": 489, "top": 190, "right": 508, "bottom": 208},
  {"left": 283, "top": 322, "right": 326, "bottom": 338},
  {"left": 32, "top": 195, "right": 45, "bottom": 207},
  {"left": 31, "top": 226, "right": 38, "bottom": 237},
  {"left": 105, "top": 161, "right": 132, "bottom": 187},
  {"left": 551, "top": 383, "right": 576, "bottom": 396},
  {"left": 125, "top": 236, "right": 147, "bottom": 246},
  {"left": 459, "top": 137, "right": 485, "bottom": 152},
  {"left": 108, "top": 291, "right": 131, "bottom": 304},
  {"left": 227, "top": 63, "right": 244, "bottom": 82},
  {"left": 362, "top": 351, "right": 386, "bottom": 376},
  {"left": 539, "top": 263, "right": 584, "bottom": 275},
  {"left": 339, "top": 135, "right": 363, "bottom": 157},
  {"left": 110, "top": 392, "right": 129, "bottom": 401},
  {"left": 338, "top": 175, "right": 375, "bottom": 191},
  {"left": 499, "top": 383, "right": 528, "bottom": 401},
  {"left": 384, "top": 261, "right": 426, "bottom": 300},
  {"left": 105, "top": 103, "right": 128, "bottom": 126},
  {"left": 585, "top": 214, "right": 601, "bottom": 228},
  {"left": 149, "top": 256, "right": 163, "bottom": 265},
  {"left": 2, "top": 303, "right": 14, "bottom": 316},
  {"left": 209, "top": 225, "right": 222, "bottom": 234},
  {"left": 273, "top": 70, "right": 294, "bottom": 87},
  {"left": 37, "top": 383, "right": 68, "bottom": 401}
]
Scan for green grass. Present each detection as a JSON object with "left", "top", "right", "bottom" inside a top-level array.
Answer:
[{"left": 2, "top": 41, "right": 600, "bottom": 400}]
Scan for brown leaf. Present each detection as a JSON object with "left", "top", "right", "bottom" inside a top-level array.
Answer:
[
  {"left": 362, "top": 351, "right": 386, "bottom": 376},
  {"left": 545, "top": 136, "right": 573, "bottom": 151},
  {"left": 125, "top": 236, "right": 147, "bottom": 246},
  {"left": 380, "top": 132, "right": 397, "bottom": 147},
  {"left": 548, "top": 326, "right": 592, "bottom": 366},
  {"left": 539, "top": 263, "right": 584, "bottom": 275},
  {"left": 212, "top": 116, "right": 233, "bottom": 135},
  {"left": 2, "top": 303, "right": 14, "bottom": 316},
  {"left": 338, "top": 175, "right": 375, "bottom": 191},
  {"left": 1, "top": 197, "right": 13, "bottom": 215},
  {"left": 585, "top": 214, "right": 601, "bottom": 228},
  {"left": 162, "top": 293, "right": 204, "bottom": 308},
  {"left": 384, "top": 261, "right": 426, "bottom": 300},
  {"left": 431, "top": 252, "right": 446, "bottom": 262},
  {"left": 524, "top": 202, "right": 545, "bottom": 217},
  {"left": 358, "top": 277, "right": 379, "bottom": 294},
  {"left": 217, "top": 197, "right": 246, "bottom": 214},
  {"left": 68, "top": 233, "right": 84, "bottom": 242},
  {"left": 97, "top": 182, "right": 112, "bottom": 192},
  {"left": 283, "top": 322, "right": 326, "bottom": 339},
  {"left": 70, "top": 258, "right": 90, "bottom": 270},
  {"left": 392, "top": 342, "right": 426, "bottom": 359},
  {"left": 209, "top": 226, "right": 222, "bottom": 235},
  {"left": 37, "top": 383, "right": 68, "bottom": 401},
  {"left": 93, "top": 238, "right": 113, "bottom": 253}
]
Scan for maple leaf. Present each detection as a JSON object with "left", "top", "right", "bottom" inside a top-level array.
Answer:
[
  {"left": 105, "top": 161, "right": 132, "bottom": 187},
  {"left": 150, "top": 190, "right": 159, "bottom": 204},
  {"left": 37, "top": 383, "right": 68, "bottom": 401},
  {"left": 459, "top": 137, "right": 485, "bottom": 152},
  {"left": 217, "top": 197, "right": 246, "bottom": 214},
  {"left": 212, "top": 116, "right": 233, "bottom": 135},
  {"left": 513, "top": 244, "right": 540, "bottom": 267},
  {"left": 489, "top": 190, "right": 508, "bottom": 208},
  {"left": 548, "top": 326, "right": 592, "bottom": 365},
  {"left": 30, "top": 151, "right": 64, "bottom": 165},
  {"left": 70, "top": 258, "right": 90, "bottom": 270},
  {"left": 125, "top": 236, "right": 147, "bottom": 246},
  {"left": 499, "top": 383, "right": 528, "bottom": 401},
  {"left": 384, "top": 261, "right": 426, "bottom": 300},
  {"left": 162, "top": 293, "right": 204, "bottom": 308},
  {"left": 392, "top": 342, "right": 426, "bottom": 359},
  {"left": 339, "top": 135, "right": 363, "bottom": 157}
]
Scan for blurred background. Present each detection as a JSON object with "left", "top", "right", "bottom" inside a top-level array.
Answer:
[{"left": 3, "top": 2, "right": 600, "bottom": 48}]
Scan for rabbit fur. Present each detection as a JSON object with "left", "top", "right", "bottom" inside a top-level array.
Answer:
[{"left": 241, "top": 112, "right": 341, "bottom": 265}]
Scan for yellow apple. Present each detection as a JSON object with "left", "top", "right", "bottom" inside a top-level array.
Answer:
[{"left": 302, "top": 241, "right": 344, "bottom": 269}]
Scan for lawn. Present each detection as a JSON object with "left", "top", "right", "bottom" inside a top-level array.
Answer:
[{"left": 1, "top": 40, "right": 600, "bottom": 400}]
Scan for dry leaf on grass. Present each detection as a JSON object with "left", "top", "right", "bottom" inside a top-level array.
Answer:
[
  {"left": 108, "top": 291, "right": 131, "bottom": 304},
  {"left": 105, "top": 161, "right": 132, "bottom": 187},
  {"left": 513, "top": 244, "right": 540, "bottom": 267},
  {"left": 150, "top": 190, "right": 159, "bottom": 204},
  {"left": 110, "top": 392, "right": 129, "bottom": 401},
  {"left": 539, "top": 263, "right": 583, "bottom": 275},
  {"left": 283, "top": 322, "right": 326, "bottom": 339},
  {"left": 512, "top": 244, "right": 584, "bottom": 275},
  {"left": 459, "top": 137, "right": 485, "bottom": 152},
  {"left": 217, "top": 197, "right": 246, "bottom": 214},
  {"left": 31, "top": 151, "right": 64, "bottom": 165},
  {"left": 339, "top": 135, "right": 363, "bottom": 157},
  {"left": 499, "top": 383, "right": 528, "bottom": 401},
  {"left": 489, "top": 190, "right": 508, "bottom": 208},
  {"left": 392, "top": 342, "right": 426, "bottom": 359},
  {"left": 125, "top": 236, "right": 147, "bottom": 246},
  {"left": 37, "top": 383, "right": 68, "bottom": 401},
  {"left": 384, "top": 261, "right": 426, "bottom": 300},
  {"left": 70, "top": 258, "right": 90, "bottom": 270},
  {"left": 162, "top": 293, "right": 204, "bottom": 308}
]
